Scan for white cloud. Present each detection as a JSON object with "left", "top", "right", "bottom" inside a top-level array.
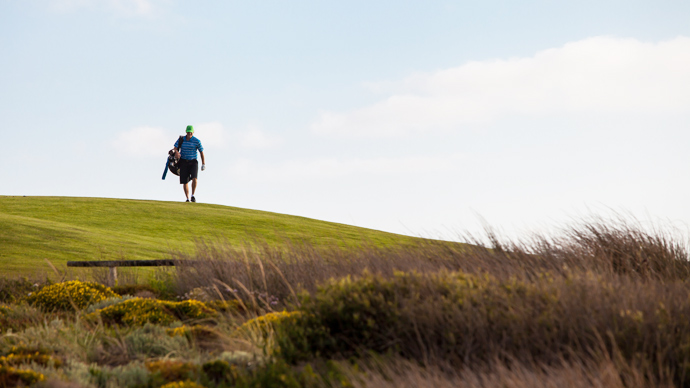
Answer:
[
  {"left": 312, "top": 36, "right": 690, "bottom": 137},
  {"left": 185, "top": 122, "right": 281, "bottom": 150},
  {"left": 50, "top": 0, "right": 157, "bottom": 16},
  {"left": 239, "top": 126, "right": 282, "bottom": 149},
  {"left": 228, "top": 154, "right": 464, "bottom": 182},
  {"left": 194, "top": 122, "right": 227, "bottom": 149},
  {"left": 112, "top": 126, "right": 173, "bottom": 157},
  {"left": 110, "top": 0, "right": 153, "bottom": 15},
  {"left": 111, "top": 122, "right": 230, "bottom": 157}
]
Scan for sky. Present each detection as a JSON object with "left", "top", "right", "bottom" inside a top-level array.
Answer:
[{"left": 2, "top": 0, "right": 690, "bottom": 240}]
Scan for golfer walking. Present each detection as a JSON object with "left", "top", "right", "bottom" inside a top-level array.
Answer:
[{"left": 174, "top": 125, "right": 206, "bottom": 202}]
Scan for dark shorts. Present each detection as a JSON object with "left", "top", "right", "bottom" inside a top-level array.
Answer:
[{"left": 179, "top": 159, "right": 198, "bottom": 184}]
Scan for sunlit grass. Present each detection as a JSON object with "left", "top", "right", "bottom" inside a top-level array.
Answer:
[{"left": 0, "top": 196, "right": 421, "bottom": 276}]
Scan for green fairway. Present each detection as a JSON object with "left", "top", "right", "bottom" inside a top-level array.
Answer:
[{"left": 0, "top": 196, "right": 419, "bottom": 276}]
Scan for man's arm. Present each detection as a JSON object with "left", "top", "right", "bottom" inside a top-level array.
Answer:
[{"left": 200, "top": 151, "right": 206, "bottom": 165}]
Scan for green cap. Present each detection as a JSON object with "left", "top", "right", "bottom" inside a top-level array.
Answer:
[{"left": 185, "top": 125, "right": 194, "bottom": 133}]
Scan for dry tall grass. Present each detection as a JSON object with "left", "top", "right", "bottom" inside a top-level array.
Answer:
[
  {"left": 166, "top": 217, "right": 690, "bottom": 386},
  {"left": 344, "top": 354, "right": 675, "bottom": 388},
  {"left": 171, "top": 217, "right": 690, "bottom": 307}
]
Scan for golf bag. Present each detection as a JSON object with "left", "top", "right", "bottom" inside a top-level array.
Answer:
[{"left": 162, "top": 136, "right": 185, "bottom": 180}]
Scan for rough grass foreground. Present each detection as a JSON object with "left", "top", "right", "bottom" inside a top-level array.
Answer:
[
  {"left": 1, "top": 217, "right": 690, "bottom": 387},
  {"left": 169, "top": 217, "right": 690, "bottom": 387}
]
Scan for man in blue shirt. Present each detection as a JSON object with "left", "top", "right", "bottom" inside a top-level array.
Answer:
[{"left": 173, "top": 125, "right": 206, "bottom": 202}]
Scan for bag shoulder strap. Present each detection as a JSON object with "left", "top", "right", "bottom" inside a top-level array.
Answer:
[{"left": 177, "top": 135, "right": 185, "bottom": 152}]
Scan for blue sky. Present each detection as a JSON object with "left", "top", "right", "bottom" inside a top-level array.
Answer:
[{"left": 2, "top": 0, "right": 690, "bottom": 239}]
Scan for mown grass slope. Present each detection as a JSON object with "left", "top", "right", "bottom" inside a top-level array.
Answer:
[{"left": 0, "top": 196, "right": 419, "bottom": 275}]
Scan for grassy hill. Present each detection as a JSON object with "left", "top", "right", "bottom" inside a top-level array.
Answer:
[{"left": 0, "top": 196, "right": 420, "bottom": 275}]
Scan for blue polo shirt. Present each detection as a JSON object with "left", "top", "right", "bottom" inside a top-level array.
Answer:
[{"left": 174, "top": 136, "right": 203, "bottom": 160}]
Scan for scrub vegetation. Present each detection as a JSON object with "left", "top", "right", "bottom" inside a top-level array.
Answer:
[{"left": 2, "top": 198, "right": 690, "bottom": 386}]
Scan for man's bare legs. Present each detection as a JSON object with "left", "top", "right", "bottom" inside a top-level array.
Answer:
[{"left": 182, "top": 179, "right": 198, "bottom": 201}]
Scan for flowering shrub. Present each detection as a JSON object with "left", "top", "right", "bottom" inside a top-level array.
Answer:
[
  {"left": 0, "top": 365, "right": 45, "bottom": 386},
  {"left": 205, "top": 299, "right": 244, "bottom": 314},
  {"left": 160, "top": 381, "right": 206, "bottom": 388},
  {"left": 0, "top": 345, "right": 63, "bottom": 371},
  {"left": 85, "top": 298, "right": 217, "bottom": 326},
  {"left": 84, "top": 295, "right": 136, "bottom": 314},
  {"left": 166, "top": 326, "right": 189, "bottom": 337},
  {"left": 237, "top": 311, "right": 301, "bottom": 338},
  {"left": 165, "top": 325, "right": 220, "bottom": 347},
  {"left": 172, "top": 300, "right": 216, "bottom": 321},
  {"left": 27, "top": 281, "right": 118, "bottom": 311},
  {"left": 0, "top": 352, "right": 62, "bottom": 368},
  {"left": 88, "top": 298, "right": 175, "bottom": 325},
  {"left": 3, "top": 345, "right": 48, "bottom": 357}
]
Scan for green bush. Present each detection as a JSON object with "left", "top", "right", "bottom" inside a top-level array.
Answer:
[
  {"left": 148, "top": 272, "right": 178, "bottom": 301},
  {"left": 27, "top": 281, "right": 119, "bottom": 311},
  {"left": 84, "top": 298, "right": 217, "bottom": 326},
  {"left": 122, "top": 324, "right": 191, "bottom": 360},
  {"left": 235, "top": 360, "right": 303, "bottom": 388},
  {"left": 276, "top": 271, "right": 502, "bottom": 362},
  {"left": 274, "top": 269, "right": 690, "bottom": 388},
  {"left": 85, "top": 362, "right": 151, "bottom": 388},
  {"left": 275, "top": 271, "right": 574, "bottom": 364},
  {"left": 228, "top": 360, "right": 337, "bottom": 388}
]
